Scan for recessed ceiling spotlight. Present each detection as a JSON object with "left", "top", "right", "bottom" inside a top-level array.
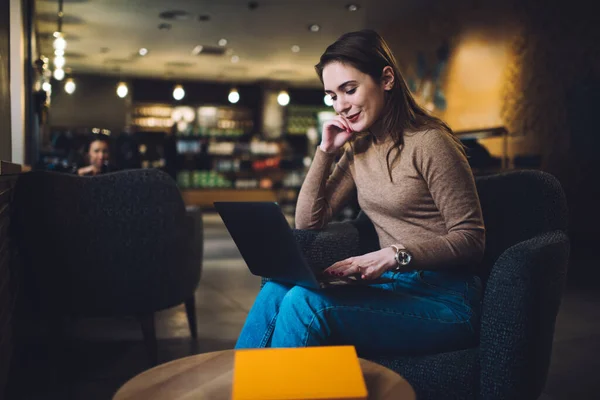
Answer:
[
  {"left": 231, "top": 55, "right": 240, "bottom": 63},
  {"left": 291, "top": 45, "right": 300, "bottom": 53},
  {"left": 100, "top": 47, "right": 110, "bottom": 54},
  {"left": 158, "top": 23, "right": 172, "bottom": 30},
  {"left": 218, "top": 38, "right": 228, "bottom": 47},
  {"left": 346, "top": 4, "right": 360, "bottom": 12},
  {"left": 138, "top": 48, "right": 149, "bottom": 56},
  {"left": 308, "top": 24, "right": 320, "bottom": 32},
  {"left": 159, "top": 10, "right": 191, "bottom": 21},
  {"left": 64, "top": 78, "right": 76, "bottom": 95},
  {"left": 198, "top": 15, "right": 211, "bottom": 22},
  {"left": 192, "top": 45, "right": 204, "bottom": 55}
]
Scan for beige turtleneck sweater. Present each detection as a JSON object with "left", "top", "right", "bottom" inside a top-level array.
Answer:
[{"left": 295, "top": 129, "right": 485, "bottom": 270}]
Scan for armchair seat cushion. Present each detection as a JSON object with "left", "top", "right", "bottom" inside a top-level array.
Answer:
[{"left": 368, "top": 347, "right": 479, "bottom": 400}]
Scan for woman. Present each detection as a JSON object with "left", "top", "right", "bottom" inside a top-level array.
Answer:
[
  {"left": 77, "top": 134, "right": 113, "bottom": 176},
  {"left": 236, "top": 30, "right": 485, "bottom": 356}
]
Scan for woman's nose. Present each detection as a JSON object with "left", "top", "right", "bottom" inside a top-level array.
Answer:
[{"left": 335, "top": 99, "right": 351, "bottom": 115}]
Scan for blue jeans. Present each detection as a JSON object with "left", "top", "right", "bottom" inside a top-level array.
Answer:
[{"left": 235, "top": 270, "right": 482, "bottom": 356}]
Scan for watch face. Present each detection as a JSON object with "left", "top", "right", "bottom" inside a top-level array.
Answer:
[{"left": 399, "top": 251, "right": 412, "bottom": 265}]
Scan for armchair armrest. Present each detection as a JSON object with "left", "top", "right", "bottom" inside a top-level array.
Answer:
[{"left": 479, "top": 230, "right": 570, "bottom": 399}]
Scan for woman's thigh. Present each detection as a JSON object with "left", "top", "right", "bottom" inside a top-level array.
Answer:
[{"left": 274, "top": 271, "right": 481, "bottom": 355}]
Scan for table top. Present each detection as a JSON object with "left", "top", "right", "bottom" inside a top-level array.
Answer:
[{"left": 113, "top": 349, "right": 415, "bottom": 400}]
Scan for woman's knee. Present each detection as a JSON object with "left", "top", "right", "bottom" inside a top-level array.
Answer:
[{"left": 279, "top": 286, "right": 327, "bottom": 318}]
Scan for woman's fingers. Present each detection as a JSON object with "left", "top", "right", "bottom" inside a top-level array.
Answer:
[
  {"left": 335, "top": 115, "right": 352, "bottom": 132},
  {"left": 325, "top": 119, "right": 346, "bottom": 133},
  {"left": 328, "top": 264, "right": 360, "bottom": 276},
  {"left": 325, "top": 259, "right": 353, "bottom": 274},
  {"left": 325, "top": 257, "right": 369, "bottom": 276},
  {"left": 361, "top": 264, "right": 385, "bottom": 280}
]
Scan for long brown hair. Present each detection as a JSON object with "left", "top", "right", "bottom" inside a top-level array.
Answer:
[{"left": 315, "top": 29, "right": 464, "bottom": 181}]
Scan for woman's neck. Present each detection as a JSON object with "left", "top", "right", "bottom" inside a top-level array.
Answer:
[{"left": 368, "top": 119, "right": 389, "bottom": 144}]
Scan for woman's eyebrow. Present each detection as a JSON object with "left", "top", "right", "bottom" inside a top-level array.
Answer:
[{"left": 324, "top": 80, "right": 357, "bottom": 94}]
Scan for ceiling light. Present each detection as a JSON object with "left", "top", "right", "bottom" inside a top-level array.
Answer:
[
  {"left": 53, "top": 68, "right": 65, "bottom": 81},
  {"left": 54, "top": 55, "right": 65, "bottom": 69},
  {"left": 192, "top": 45, "right": 204, "bottom": 55},
  {"left": 308, "top": 24, "right": 320, "bottom": 32},
  {"left": 218, "top": 38, "right": 228, "bottom": 47},
  {"left": 346, "top": 4, "right": 360, "bottom": 12},
  {"left": 64, "top": 78, "right": 76, "bottom": 95},
  {"left": 138, "top": 48, "right": 149, "bottom": 56},
  {"left": 291, "top": 45, "right": 300, "bottom": 53},
  {"left": 228, "top": 88, "right": 240, "bottom": 104},
  {"left": 324, "top": 94, "right": 333, "bottom": 106},
  {"left": 116, "top": 82, "right": 128, "bottom": 98},
  {"left": 159, "top": 10, "right": 191, "bottom": 21},
  {"left": 231, "top": 55, "right": 240, "bottom": 63},
  {"left": 53, "top": 34, "right": 66, "bottom": 51},
  {"left": 54, "top": 49, "right": 64, "bottom": 57},
  {"left": 173, "top": 84, "right": 185, "bottom": 101},
  {"left": 277, "top": 90, "right": 290, "bottom": 106},
  {"left": 42, "top": 82, "right": 52, "bottom": 92}
]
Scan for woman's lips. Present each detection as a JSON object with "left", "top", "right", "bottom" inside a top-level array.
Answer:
[{"left": 347, "top": 112, "right": 361, "bottom": 123}]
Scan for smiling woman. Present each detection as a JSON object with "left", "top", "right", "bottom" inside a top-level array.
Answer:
[{"left": 235, "top": 30, "right": 486, "bottom": 358}]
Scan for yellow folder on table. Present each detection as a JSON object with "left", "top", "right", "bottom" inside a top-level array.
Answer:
[{"left": 232, "top": 345, "right": 368, "bottom": 400}]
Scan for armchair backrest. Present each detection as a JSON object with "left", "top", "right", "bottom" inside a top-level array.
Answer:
[
  {"left": 475, "top": 170, "right": 568, "bottom": 282},
  {"left": 11, "top": 169, "right": 197, "bottom": 315}
]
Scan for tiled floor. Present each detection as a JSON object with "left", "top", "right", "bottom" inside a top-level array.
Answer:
[{"left": 6, "top": 213, "right": 600, "bottom": 399}]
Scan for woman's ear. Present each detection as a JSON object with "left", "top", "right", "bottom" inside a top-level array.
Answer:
[{"left": 381, "top": 66, "right": 395, "bottom": 91}]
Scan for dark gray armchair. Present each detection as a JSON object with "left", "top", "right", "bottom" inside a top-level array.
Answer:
[
  {"left": 11, "top": 169, "right": 202, "bottom": 364},
  {"left": 287, "top": 170, "right": 570, "bottom": 399}
]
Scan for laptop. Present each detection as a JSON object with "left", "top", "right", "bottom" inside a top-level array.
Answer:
[{"left": 214, "top": 201, "right": 394, "bottom": 289}]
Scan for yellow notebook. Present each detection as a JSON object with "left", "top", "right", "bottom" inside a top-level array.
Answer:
[{"left": 232, "top": 346, "right": 368, "bottom": 400}]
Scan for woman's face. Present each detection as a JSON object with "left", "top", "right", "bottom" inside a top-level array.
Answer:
[
  {"left": 88, "top": 140, "right": 110, "bottom": 168},
  {"left": 323, "top": 62, "right": 393, "bottom": 133}
]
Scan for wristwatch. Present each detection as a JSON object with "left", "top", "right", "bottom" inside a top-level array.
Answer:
[{"left": 390, "top": 245, "right": 412, "bottom": 271}]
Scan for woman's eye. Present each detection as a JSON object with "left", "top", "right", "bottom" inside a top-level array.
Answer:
[{"left": 346, "top": 88, "right": 356, "bottom": 95}]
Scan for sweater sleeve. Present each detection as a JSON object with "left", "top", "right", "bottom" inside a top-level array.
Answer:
[
  {"left": 295, "top": 147, "right": 356, "bottom": 230},
  {"left": 396, "top": 131, "right": 486, "bottom": 269}
]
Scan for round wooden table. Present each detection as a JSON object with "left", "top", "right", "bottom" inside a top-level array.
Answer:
[{"left": 113, "top": 349, "right": 415, "bottom": 400}]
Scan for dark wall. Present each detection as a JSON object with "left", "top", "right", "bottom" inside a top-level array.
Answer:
[
  {"left": 501, "top": 0, "right": 599, "bottom": 266},
  {"left": 132, "top": 79, "right": 263, "bottom": 107},
  {"left": 0, "top": 0, "right": 11, "bottom": 161},
  {"left": 382, "top": 0, "right": 600, "bottom": 274},
  {"left": 48, "top": 74, "right": 129, "bottom": 133}
]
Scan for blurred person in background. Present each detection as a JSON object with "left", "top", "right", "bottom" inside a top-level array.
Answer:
[{"left": 76, "top": 134, "right": 114, "bottom": 176}]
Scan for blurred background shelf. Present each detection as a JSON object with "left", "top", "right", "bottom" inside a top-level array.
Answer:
[{"left": 181, "top": 189, "right": 278, "bottom": 208}]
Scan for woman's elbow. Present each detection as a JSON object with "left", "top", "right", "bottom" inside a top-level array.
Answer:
[{"left": 471, "top": 231, "right": 486, "bottom": 264}]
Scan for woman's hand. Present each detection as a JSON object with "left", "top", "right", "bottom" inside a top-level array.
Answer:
[
  {"left": 77, "top": 165, "right": 100, "bottom": 176},
  {"left": 324, "top": 247, "right": 397, "bottom": 280},
  {"left": 319, "top": 116, "right": 354, "bottom": 154}
]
